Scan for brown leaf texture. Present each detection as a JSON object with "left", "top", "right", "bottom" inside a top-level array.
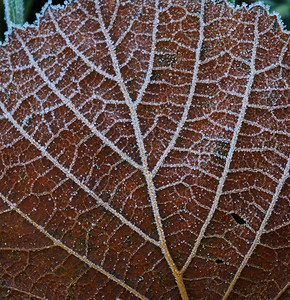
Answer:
[{"left": 0, "top": 0, "right": 289, "bottom": 299}]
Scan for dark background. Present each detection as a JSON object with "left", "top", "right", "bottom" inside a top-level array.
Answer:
[{"left": 0, "top": 0, "right": 289, "bottom": 41}]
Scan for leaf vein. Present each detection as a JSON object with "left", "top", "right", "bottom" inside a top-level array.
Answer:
[
  {"left": 14, "top": 30, "right": 142, "bottom": 171},
  {"left": 181, "top": 10, "right": 261, "bottom": 274},
  {"left": 0, "top": 100, "right": 159, "bottom": 247},
  {"left": 0, "top": 192, "right": 149, "bottom": 300},
  {"left": 222, "top": 158, "right": 290, "bottom": 299}
]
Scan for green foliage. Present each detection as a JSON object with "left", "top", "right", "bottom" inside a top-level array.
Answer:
[
  {"left": 3, "top": 0, "right": 24, "bottom": 28},
  {"left": 264, "top": 0, "right": 290, "bottom": 29}
]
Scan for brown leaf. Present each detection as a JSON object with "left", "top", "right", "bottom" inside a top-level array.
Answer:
[{"left": 0, "top": 0, "right": 289, "bottom": 299}]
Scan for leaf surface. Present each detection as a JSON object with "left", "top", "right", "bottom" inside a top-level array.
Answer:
[{"left": 0, "top": 0, "right": 289, "bottom": 299}]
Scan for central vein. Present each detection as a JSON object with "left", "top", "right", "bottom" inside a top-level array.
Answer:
[{"left": 95, "top": 1, "right": 189, "bottom": 299}]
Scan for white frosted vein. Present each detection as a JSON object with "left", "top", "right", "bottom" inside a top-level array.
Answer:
[
  {"left": 0, "top": 100, "right": 159, "bottom": 247},
  {"left": 94, "top": 1, "right": 188, "bottom": 298},
  {"left": 47, "top": 7, "right": 118, "bottom": 82},
  {"left": 223, "top": 158, "right": 290, "bottom": 299},
  {"left": 152, "top": 0, "right": 205, "bottom": 177},
  {"left": 1, "top": 1, "right": 288, "bottom": 299},
  {"left": 134, "top": 2, "right": 159, "bottom": 107},
  {"left": 14, "top": 31, "right": 143, "bottom": 172},
  {"left": 181, "top": 11, "right": 261, "bottom": 274},
  {"left": 0, "top": 193, "right": 149, "bottom": 300},
  {"left": 114, "top": 4, "right": 141, "bottom": 47},
  {"left": 263, "top": 220, "right": 290, "bottom": 234},
  {"left": 107, "top": 0, "right": 120, "bottom": 32}
]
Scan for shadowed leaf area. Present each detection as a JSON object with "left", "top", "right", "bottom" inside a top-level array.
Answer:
[{"left": 0, "top": 0, "right": 289, "bottom": 299}]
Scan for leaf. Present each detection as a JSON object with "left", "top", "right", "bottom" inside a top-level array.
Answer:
[
  {"left": 3, "top": 0, "right": 24, "bottom": 28},
  {"left": 0, "top": 0, "right": 289, "bottom": 299}
]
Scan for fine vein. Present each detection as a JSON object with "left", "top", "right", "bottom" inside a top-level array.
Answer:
[
  {"left": 14, "top": 31, "right": 142, "bottom": 171},
  {"left": 134, "top": 1, "right": 158, "bottom": 107},
  {"left": 152, "top": 0, "right": 205, "bottom": 177},
  {"left": 274, "top": 282, "right": 290, "bottom": 300},
  {"left": 181, "top": 11, "right": 261, "bottom": 274},
  {"left": 94, "top": 1, "right": 188, "bottom": 298},
  {"left": 0, "top": 100, "right": 158, "bottom": 247},
  {"left": 47, "top": 7, "right": 118, "bottom": 82},
  {"left": 1, "top": 286, "right": 47, "bottom": 300},
  {"left": 223, "top": 158, "right": 290, "bottom": 299},
  {"left": 0, "top": 193, "right": 149, "bottom": 300}
]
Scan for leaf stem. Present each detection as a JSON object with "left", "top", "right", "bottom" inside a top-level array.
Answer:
[{"left": 3, "top": 0, "right": 24, "bottom": 31}]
